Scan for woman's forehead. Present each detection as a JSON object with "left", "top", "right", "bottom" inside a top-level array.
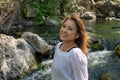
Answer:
[
  {"left": 63, "top": 19, "right": 78, "bottom": 30},
  {"left": 64, "top": 19, "right": 76, "bottom": 26}
]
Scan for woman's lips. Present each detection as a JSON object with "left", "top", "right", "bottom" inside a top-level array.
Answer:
[{"left": 61, "top": 33, "right": 67, "bottom": 37}]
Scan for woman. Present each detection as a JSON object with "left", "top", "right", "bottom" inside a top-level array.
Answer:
[{"left": 51, "top": 13, "right": 89, "bottom": 80}]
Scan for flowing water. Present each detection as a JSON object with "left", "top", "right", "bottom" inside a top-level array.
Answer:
[
  {"left": 88, "top": 50, "right": 120, "bottom": 80},
  {"left": 20, "top": 18, "right": 120, "bottom": 80}
]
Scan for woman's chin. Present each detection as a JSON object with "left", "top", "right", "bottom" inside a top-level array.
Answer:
[
  {"left": 60, "top": 38, "right": 64, "bottom": 41},
  {"left": 60, "top": 37, "right": 65, "bottom": 40}
]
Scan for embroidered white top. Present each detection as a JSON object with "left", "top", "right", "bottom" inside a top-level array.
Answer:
[{"left": 51, "top": 42, "right": 88, "bottom": 80}]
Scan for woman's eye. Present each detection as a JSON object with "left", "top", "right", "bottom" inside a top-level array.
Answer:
[
  {"left": 61, "top": 24, "right": 73, "bottom": 31},
  {"left": 68, "top": 28, "right": 73, "bottom": 31}
]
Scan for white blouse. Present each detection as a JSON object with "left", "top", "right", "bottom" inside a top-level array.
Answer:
[{"left": 51, "top": 42, "right": 88, "bottom": 80}]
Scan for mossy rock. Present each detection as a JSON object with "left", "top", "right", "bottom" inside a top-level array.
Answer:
[
  {"left": 100, "top": 72, "right": 117, "bottom": 80},
  {"left": 114, "top": 43, "right": 120, "bottom": 57},
  {"left": 91, "top": 39, "right": 104, "bottom": 51}
]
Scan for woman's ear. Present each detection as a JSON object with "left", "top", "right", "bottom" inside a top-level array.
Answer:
[{"left": 75, "top": 33, "right": 80, "bottom": 39}]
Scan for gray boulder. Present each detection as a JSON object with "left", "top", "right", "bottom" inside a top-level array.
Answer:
[
  {"left": 81, "top": 12, "right": 96, "bottom": 20},
  {"left": 0, "top": 32, "right": 52, "bottom": 80},
  {"left": 21, "top": 32, "right": 52, "bottom": 54},
  {"left": 0, "top": 34, "right": 37, "bottom": 80}
]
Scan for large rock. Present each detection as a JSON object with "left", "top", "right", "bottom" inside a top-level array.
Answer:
[
  {"left": 117, "top": 12, "right": 120, "bottom": 18},
  {"left": 114, "top": 42, "right": 120, "bottom": 57},
  {"left": 100, "top": 72, "right": 119, "bottom": 80},
  {"left": 0, "top": 32, "right": 53, "bottom": 80},
  {"left": 45, "top": 19, "right": 58, "bottom": 27},
  {"left": 21, "top": 32, "right": 52, "bottom": 54},
  {"left": 0, "top": 34, "right": 37, "bottom": 80},
  {"left": 81, "top": 12, "right": 96, "bottom": 20},
  {"left": 94, "top": 0, "right": 120, "bottom": 17}
]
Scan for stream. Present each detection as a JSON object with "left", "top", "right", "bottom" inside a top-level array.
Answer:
[{"left": 20, "top": 18, "right": 120, "bottom": 80}]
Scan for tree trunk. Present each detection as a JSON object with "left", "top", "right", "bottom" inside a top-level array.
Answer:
[{"left": 60, "top": 1, "right": 64, "bottom": 17}]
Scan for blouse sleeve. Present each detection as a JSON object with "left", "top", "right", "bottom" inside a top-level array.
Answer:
[{"left": 69, "top": 49, "right": 88, "bottom": 80}]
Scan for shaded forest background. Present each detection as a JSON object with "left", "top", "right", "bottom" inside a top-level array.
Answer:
[{"left": 0, "top": 0, "right": 120, "bottom": 35}]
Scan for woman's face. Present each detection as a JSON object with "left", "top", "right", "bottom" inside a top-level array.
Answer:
[{"left": 60, "top": 19, "right": 80, "bottom": 42}]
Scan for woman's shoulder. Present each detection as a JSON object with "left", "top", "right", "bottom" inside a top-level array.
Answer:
[
  {"left": 69, "top": 48, "right": 87, "bottom": 64},
  {"left": 70, "top": 47, "right": 82, "bottom": 54},
  {"left": 68, "top": 48, "right": 88, "bottom": 66},
  {"left": 70, "top": 48, "right": 86, "bottom": 57}
]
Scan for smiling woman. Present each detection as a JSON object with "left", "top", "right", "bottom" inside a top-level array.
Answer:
[
  {"left": 51, "top": 13, "right": 89, "bottom": 80},
  {"left": 60, "top": 19, "right": 80, "bottom": 50}
]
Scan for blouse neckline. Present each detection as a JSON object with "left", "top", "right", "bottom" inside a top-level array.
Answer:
[{"left": 58, "top": 42, "right": 78, "bottom": 53}]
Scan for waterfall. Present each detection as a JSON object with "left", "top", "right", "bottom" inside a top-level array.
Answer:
[
  {"left": 88, "top": 50, "right": 120, "bottom": 80},
  {"left": 20, "top": 60, "right": 52, "bottom": 80},
  {"left": 20, "top": 50, "right": 120, "bottom": 80}
]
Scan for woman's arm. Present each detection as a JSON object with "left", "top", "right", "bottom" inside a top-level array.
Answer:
[{"left": 69, "top": 49, "right": 88, "bottom": 80}]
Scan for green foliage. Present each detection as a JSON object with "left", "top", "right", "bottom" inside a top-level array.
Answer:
[
  {"left": 21, "top": 3, "right": 31, "bottom": 18},
  {"left": 21, "top": 0, "right": 85, "bottom": 25},
  {"left": 117, "top": 0, "right": 120, "bottom": 4},
  {"left": 23, "top": 0, "right": 59, "bottom": 25},
  {"left": 33, "top": 0, "right": 59, "bottom": 24}
]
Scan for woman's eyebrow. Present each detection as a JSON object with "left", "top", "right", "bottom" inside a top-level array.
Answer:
[
  {"left": 64, "top": 24, "right": 71, "bottom": 27},
  {"left": 68, "top": 26, "right": 72, "bottom": 28},
  {"left": 62, "top": 24, "right": 73, "bottom": 28}
]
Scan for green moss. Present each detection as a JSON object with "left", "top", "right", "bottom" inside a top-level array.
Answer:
[
  {"left": 100, "top": 72, "right": 115, "bottom": 80},
  {"left": 114, "top": 43, "right": 120, "bottom": 57}
]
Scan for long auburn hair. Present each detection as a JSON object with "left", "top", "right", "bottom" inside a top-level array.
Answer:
[{"left": 62, "top": 13, "right": 89, "bottom": 54}]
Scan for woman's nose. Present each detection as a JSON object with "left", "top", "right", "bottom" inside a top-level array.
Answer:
[{"left": 62, "top": 28, "right": 67, "bottom": 32}]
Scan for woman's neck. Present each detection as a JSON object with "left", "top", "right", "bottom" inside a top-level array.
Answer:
[{"left": 61, "top": 41, "right": 77, "bottom": 52}]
